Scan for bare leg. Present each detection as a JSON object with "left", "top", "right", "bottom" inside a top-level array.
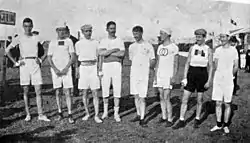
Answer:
[
  {"left": 55, "top": 88, "right": 62, "bottom": 113},
  {"left": 81, "top": 89, "right": 90, "bottom": 120},
  {"left": 159, "top": 88, "right": 166, "bottom": 120},
  {"left": 179, "top": 90, "right": 192, "bottom": 121},
  {"left": 34, "top": 85, "right": 43, "bottom": 116},
  {"left": 134, "top": 94, "right": 140, "bottom": 116},
  {"left": 139, "top": 97, "right": 146, "bottom": 120},
  {"left": 196, "top": 92, "right": 203, "bottom": 120},
  {"left": 164, "top": 89, "right": 172, "bottom": 122},
  {"left": 23, "top": 85, "right": 30, "bottom": 120},
  {"left": 224, "top": 103, "right": 231, "bottom": 124},
  {"left": 64, "top": 88, "right": 72, "bottom": 115}
]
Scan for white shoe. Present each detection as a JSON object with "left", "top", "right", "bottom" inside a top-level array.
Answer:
[
  {"left": 24, "top": 115, "right": 31, "bottom": 122},
  {"left": 82, "top": 114, "right": 90, "bottom": 121},
  {"left": 101, "top": 112, "right": 108, "bottom": 119},
  {"left": 210, "top": 125, "right": 222, "bottom": 132},
  {"left": 94, "top": 116, "right": 103, "bottom": 123},
  {"left": 114, "top": 114, "right": 121, "bottom": 122},
  {"left": 223, "top": 127, "right": 230, "bottom": 134},
  {"left": 38, "top": 115, "right": 50, "bottom": 122}
]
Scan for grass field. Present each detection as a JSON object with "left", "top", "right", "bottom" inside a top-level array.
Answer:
[{"left": 0, "top": 49, "right": 250, "bottom": 143}]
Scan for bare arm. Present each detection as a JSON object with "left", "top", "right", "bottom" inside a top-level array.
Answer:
[
  {"left": 233, "top": 58, "right": 239, "bottom": 75},
  {"left": 207, "top": 48, "right": 213, "bottom": 83},
  {"left": 5, "top": 45, "right": 17, "bottom": 64},
  {"left": 150, "top": 59, "right": 156, "bottom": 69},
  {"left": 62, "top": 52, "right": 76, "bottom": 70},
  {"left": 47, "top": 55, "right": 59, "bottom": 72},
  {"left": 99, "top": 48, "right": 120, "bottom": 56},
  {"left": 110, "top": 50, "right": 125, "bottom": 58},
  {"left": 173, "top": 54, "right": 179, "bottom": 77},
  {"left": 183, "top": 47, "right": 192, "bottom": 79}
]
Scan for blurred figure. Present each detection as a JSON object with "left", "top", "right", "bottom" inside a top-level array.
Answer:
[
  {"left": 244, "top": 34, "right": 250, "bottom": 72},
  {"left": 172, "top": 29, "right": 213, "bottom": 129},
  {"left": 5, "top": 17, "right": 50, "bottom": 122},
  {"left": 153, "top": 28, "right": 179, "bottom": 127},
  {"left": 128, "top": 26, "right": 156, "bottom": 127},
  {"left": 75, "top": 24, "right": 102, "bottom": 123},
  {"left": 47, "top": 22, "right": 76, "bottom": 124},
  {"left": 66, "top": 26, "right": 79, "bottom": 97},
  {"left": 98, "top": 21, "right": 125, "bottom": 122},
  {"left": 210, "top": 31, "right": 239, "bottom": 134},
  {"left": 229, "top": 36, "right": 240, "bottom": 95}
]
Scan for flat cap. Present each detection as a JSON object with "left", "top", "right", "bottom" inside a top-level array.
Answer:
[
  {"left": 81, "top": 24, "right": 92, "bottom": 31},
  {"left": 160, "top": 27, "right": 172, "bottom": 35},
  {"left": 194, "top": 29, "right": 207, "bottom": 36}
]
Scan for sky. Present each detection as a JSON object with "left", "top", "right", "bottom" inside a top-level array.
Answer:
[{"left": 0, "top": 0, "right": 250, "bottom": 41}]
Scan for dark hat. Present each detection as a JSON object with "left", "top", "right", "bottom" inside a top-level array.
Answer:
[{"left": 194, "top": 29, "right": 207, "bottom": 36}]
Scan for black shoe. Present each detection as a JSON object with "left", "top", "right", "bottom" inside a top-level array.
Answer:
[
  {"left": 172, "top": 120, "right": 185, "bottom": 130},
  {"left": 68, "top": 114, "right": 75, "bottom": 124},
  {"left": 193, "top": 119, "right": 200, "bottom": 129},
  {"left": 130, "top": 115, "right": 140, "bottom": 122},
  {"left": 56, "top": 112, "right": 63, "bottom": 121},
  {"left": 139, "top": 119, "right": 148, "bottom": 127},
  {"left": 165, "top": 120, "right": 174, "bottom": 127},
  {"left": 157, "top": 118, "right": 167, "bottom": 124}
]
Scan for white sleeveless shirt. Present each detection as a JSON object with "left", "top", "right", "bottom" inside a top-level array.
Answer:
[{"left": 190, "top": 44, "right": 209, "bottom": 67}]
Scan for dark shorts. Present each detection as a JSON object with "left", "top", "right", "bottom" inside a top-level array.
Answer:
[{"left": 184, "top": 66, "right": 208, "bottom": 93}]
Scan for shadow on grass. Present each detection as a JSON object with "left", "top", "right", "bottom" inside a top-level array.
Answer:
[
  {"left": 199, "top": 100, "right": 238, "bottom": 126},
  {"left": 0, "top": 126, "right": 77, "bottom": 143}
]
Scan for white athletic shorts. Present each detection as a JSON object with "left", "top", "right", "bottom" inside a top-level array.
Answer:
[
  {"left": 19, "top": 59, "right": 43, "bottom": 86},
  {"left": 153, "top": 70, "right": 173, "bottom": 89},
  {"left": 130, "top": 67, "right": 149, "bottom": 98},
  {"left": 102, "top": 62, "right": 122, "bottom": 98},
  {"left": 212, "top": 73, "right": 234, "bottom": 103},
  {"left": 51, "top": 67, "right": 73, "bottom": 89},
  {"left": 78, "top": 65, "right": 100, "bottom": 90}
]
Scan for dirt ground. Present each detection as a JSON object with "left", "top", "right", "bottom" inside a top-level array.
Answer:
[{"left": 0, "top": 54, "right": 250, "bottom": 143}]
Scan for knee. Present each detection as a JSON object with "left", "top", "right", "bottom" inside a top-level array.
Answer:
[
  {"left": 225, "top": 103, "right": 231, "bottom": 109},
  {"left": 181, "top": 96, "right": 189, "bottom": 105},
  {"left": 216, "top": 101, "right": 222, "bottom": 107},
  {"left": 23, "top": 86, "right": 29, "bottom": 94},
  {"left": 197, "top": 97, "right": 203, "bottom": 105}
]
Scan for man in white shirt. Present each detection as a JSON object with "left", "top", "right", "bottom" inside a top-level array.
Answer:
[
  {"left": 47, "top": 22, "right": 76, "bottom": 124},
  {"left": 98, "top": 21, "right": 125, "bottom": 122},
  {"left": 154, "top": 28, "right": 179, "bottom": 127},
  {"left": 210, "top": 31, "right": 239, "bottom": 134},
  {"left": 5, "top": 18, "right": 50, "bottom": 122},
  {"left": 75, "top": 24, "right": 102, "bottom": 123},
  {"left": 129, "top": 26, "right": 156, "bottom": 127}
]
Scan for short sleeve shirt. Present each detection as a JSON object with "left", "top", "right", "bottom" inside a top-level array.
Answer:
[
  {"left": 129, "top": 41, "right": 155, "bottom": 79},
  {"left": 75, "top": 38, "right": 99, "bottom": 61},
  {"left": 214, "top": 46, "right": 238, "bottom": 74},
  {"left": 98, "top": 37, "right": 124, "bottom": 51},
  {"left": 9, "top": 34, "right": 41, "bottom": 58},
  {"left": 157, "top": 43, "right": 179, "bottom": 75},
  {"left": 48, "top": 38, "right": 75, "bottom": 70}
]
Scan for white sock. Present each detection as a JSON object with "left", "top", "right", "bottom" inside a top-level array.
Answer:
[
  {"left": 180, "top": 117, "right": 185, "bottom": 121},
  {"left": 114, "top": 107, "right": 119, "bottom": 115}
]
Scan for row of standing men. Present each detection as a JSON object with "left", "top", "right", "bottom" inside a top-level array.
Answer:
[{"left": 5, "top": 18, "right": 239, "bottom": 134}]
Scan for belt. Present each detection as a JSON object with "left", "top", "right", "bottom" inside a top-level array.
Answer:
[
  {"left": 21, "top": 57, "right": 37, "bottom": 60},
  {"left": 80, "top": 60, "right": 97, "bottom": 66}
]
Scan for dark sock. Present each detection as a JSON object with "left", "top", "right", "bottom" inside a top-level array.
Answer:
[
  {"left": 224, "top": 122, "right": 230, "bottom": 127},
  {"left": 217, "top": 121, "right": 222, "bottom": 127}
]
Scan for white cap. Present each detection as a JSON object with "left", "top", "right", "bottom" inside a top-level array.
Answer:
[
  {"left": 55, "top": 21, "right": 67, "bottom": 29},
  {"left": 160, "top": 27, "right": 172, "bottom": 35}
]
